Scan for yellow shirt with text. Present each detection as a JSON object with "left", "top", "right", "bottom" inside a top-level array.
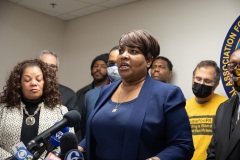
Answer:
[{"left": 186, "top": 94, "right": 227, "bottom": 160}]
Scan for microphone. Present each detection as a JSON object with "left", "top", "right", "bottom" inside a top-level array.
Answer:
[
  {"left": 27, "top": 110, "right": 81, "bottom": 159},
  {"left": 60, "top": 132, "right": 84, "bottom": 160},
  {"left": 50, "top": 125, "right": 70, "bottom": 148},
  {"left": 11, "top": 142, "right": 33, "bottom": 160}
]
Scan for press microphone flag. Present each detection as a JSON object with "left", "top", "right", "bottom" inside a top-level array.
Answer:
[
  {"left": 50, "top": 123, "right": 70, "bottom": 147},
  {"left": 64, "top": 149, "right": 84, "bottom": 160},
  {"left": 44, "top": 152, "right": 61, "bottom": 160},
  {"left": 44, "top": 148, "right": 61, "bottom": 160},
  {"left": 14, "top": 147, "right": 33, "bottom": 160},
  {"left": 12, "top": 142, "right": 33, "bottom": 160}
]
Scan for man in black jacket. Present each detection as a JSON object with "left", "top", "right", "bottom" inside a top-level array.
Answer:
[{"left": 207, "top": 48, "right": 240, "bottom": 160}]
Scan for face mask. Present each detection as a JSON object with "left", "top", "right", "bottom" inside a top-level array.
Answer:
[
  {"left": 107, "top": 65, "right": 121, "bottom": 82},
  {"left": 230, "top": 69, "right": 240, "bottom": 91},
  {"left": 232, "top": 68, "right": 240, "bottom": 77},
  {"left": 192, "top": 82, "right": 214, "bottom": 98}
]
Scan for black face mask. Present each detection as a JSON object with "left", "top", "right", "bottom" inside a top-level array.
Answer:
[
  {"left": 229, "top": 69, "right": 240, "bottom": 92},
  {"left": 192, "top": 82, "right": 214, "bottom": 98}
]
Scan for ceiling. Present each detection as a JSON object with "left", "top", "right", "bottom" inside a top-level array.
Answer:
[{"left": 8, "top": 0, "right": 141, "bottom": 21}]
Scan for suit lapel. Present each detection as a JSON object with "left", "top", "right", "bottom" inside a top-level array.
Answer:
[
  {"left": 122, "top": 75, "right": 154, "bottom": 160},
  {"left": 92, "top": 80, "right": 121, "bottom": 113},
  {"left": 86, "top": 80, "right": 121, "bottom": 160},
  {"left": 219, "top": 98, "right": 235, "bottom": 149},
  {"left": 224, "top": 121, "right": 240, "bottom": 159},
  {"left": 223, "top": 96, "right": 240, "bottom": 159},
  {"left": 87, "top": 76, "right": 154, "bottom": 160}
]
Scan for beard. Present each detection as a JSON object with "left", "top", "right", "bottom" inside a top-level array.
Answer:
[{"left": 91, "top": 71, "right": 108, "bottom": 83}]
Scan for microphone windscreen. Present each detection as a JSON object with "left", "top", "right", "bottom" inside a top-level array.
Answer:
[
  {"left": 60, "top": 132, "right": 78, "bottom": 156},
  {"left": 63, "top": 110, "right": 81, "bottom": 127}
]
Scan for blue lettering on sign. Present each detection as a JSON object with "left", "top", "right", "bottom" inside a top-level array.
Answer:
[{"left": 220, "top": 15, "right": 240, "bottom": 98}]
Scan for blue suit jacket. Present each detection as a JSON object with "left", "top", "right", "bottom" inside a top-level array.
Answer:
[
  {"left": 80, "top": 86, "right": 102, "bottom": 138},
  {"left": 80, "top": 75, "right": 194, "bottom": 160}
]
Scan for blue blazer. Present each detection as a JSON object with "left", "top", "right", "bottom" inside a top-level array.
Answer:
[
  {"left": 80, "top": 75, "right": 194, "bottom": 160},
  {"left": 80, "top": 86, "right": 102, "bottom": 138}
]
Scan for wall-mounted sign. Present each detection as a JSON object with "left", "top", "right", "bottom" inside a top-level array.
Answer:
[{"left": 220, "top": 15, "right": 240, "bottom": 98}]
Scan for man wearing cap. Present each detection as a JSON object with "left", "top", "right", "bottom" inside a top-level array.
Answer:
[
  {"left": 79, "top": 46, "right": 120, "bottom": 143},
  {"left": 75, "top": 53, "right": 109, "bottom": 141},
  {"left": 76, "top": 53, "right": 110, "bottom": 117}
]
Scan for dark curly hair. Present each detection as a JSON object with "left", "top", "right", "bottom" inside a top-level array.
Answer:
[
  {"left": 0, "top": 59, "right": 61, "bottom": 108},
  {"left": 119, "top": 29, "right": 160, "bottom": 61}
]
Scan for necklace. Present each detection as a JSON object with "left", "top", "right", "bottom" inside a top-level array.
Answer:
[
  {"left": 22, "top": 102, "right": 43, "bottom": 125},
  {"left": 112, "top": 83, "right": 142, "bottom": 112},
  {"left": 112, "top": 87, "right": 129, "bottom": 112}
]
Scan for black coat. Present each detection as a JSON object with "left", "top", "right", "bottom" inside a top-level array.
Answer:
[
  {"left": 59, "top": 84, "right": 78, "bottom": 111},
  {"left": 207, "top": 95, "right": 240, "bottom": 160}
]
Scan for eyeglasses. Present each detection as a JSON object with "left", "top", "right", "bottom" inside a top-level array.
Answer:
[
  {"left": 48, "top": 64, "right": 58, "bottom": 70},
  {"left": 193, "top": 76, "right": 215, "bottom": 85},
  {"left": 226, "top": 63, "right": 240, "bottom": 71}
]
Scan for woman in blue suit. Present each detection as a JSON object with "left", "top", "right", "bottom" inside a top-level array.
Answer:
[{"left": 79, "top": 29, "right": 194, "bottom": 160}]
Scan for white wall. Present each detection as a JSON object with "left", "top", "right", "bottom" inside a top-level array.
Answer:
[
  {"left": 0, "top": 0, "right": 65, "bottom": 90},
  {"left": 63, "top": 0, "right": 239, "bottom": 99},
  {"left": 0, "top": 0, "right": 239, "bottom": 100}
]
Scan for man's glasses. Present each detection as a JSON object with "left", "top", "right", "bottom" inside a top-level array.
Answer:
[
  {"left": 48, "top": 64, "right": 58, "bottom": 70},
  {"left": 226, "top": 63, "right": 240, "bottom": 71},
  {"left": 193, "top": 76, "right": 215, "bottom": 85}
]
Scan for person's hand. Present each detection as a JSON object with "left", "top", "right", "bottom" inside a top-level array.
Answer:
[
  {"left": 78, "top": 146, "right": 85, "bottom": 152},
  {"left": 146, "top": 157, "right": 160, "bottom": 160}
]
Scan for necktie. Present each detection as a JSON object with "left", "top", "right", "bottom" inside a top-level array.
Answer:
[{"left": 236, "top": 103, "right": 240, "bottom": 124}]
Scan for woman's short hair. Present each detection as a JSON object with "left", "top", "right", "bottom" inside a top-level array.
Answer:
[{"left": 119, "top": 29, "right": 160, "bottom": 60}]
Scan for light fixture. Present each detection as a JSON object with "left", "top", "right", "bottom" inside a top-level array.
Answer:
[{"left": 50, "top": 3, "right": 57, "bottom": 8}]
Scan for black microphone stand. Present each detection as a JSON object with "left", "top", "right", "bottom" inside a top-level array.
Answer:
[{"left": 27, "top": 134, "right": 55, "bottom": 160}]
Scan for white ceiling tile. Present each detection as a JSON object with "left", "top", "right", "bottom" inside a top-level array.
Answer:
[
  {"left": 98, "top": 0, "right": 138, "bottom": 7},
  {"left": 32, "top": 8, "right": 62, "bottom": 17},
  {"left": 76, "top": 0, "right": 108, "bottom": 5},
  {"left": 56, "top": 14, "right": 78, "bottom": 21},
  {"left": 7, "top": 0, "right": 141, "bottom": 21},
  {"left": 18, "top": 0, "right": 90, "bottom": 13},
  {"left": 69, "top": 5, "right": 106, "bottom": 17}
]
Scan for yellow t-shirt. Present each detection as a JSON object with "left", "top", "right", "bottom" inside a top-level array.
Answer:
[{"left": 186, "top": 93, "right": 227, "bottom": 160}]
